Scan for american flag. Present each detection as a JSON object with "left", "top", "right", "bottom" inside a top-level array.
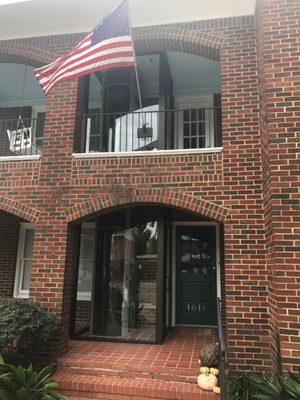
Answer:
[{"left": 34, "top": 0, "right": 135, "bottom": 94}]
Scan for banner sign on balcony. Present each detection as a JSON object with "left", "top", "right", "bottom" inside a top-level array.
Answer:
[{"left": 7, "top": 127, "right": 32, "bottom": 153}]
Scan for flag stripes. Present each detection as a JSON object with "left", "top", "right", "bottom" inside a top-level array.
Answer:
[{"left": 34, "top": 1, "right": 135, "bottom": 94}]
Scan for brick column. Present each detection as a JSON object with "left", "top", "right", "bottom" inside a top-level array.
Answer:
[
  {"left": 29, "top": 79, "right": 83, "bottom": 352},
  {"left": 220, "top": 18, "right": 272, "bottom": 371},
  {"left": 256, "top": 0, "right": 300, "bottom": 372}
]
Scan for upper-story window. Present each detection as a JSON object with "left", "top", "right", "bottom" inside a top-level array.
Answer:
[
  {"left": 81, "top": 51, "right": 221, "bottom": 153},
  {"left": 0, "top": 63, "right": 46, "bottom": 157}
]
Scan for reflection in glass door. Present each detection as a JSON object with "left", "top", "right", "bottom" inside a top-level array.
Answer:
[
  {"left": 74, "top": 223, "right": 95, "bottom": 336},
  {"left": 93, "top": 217, "right": 158, "bottom": 343}
]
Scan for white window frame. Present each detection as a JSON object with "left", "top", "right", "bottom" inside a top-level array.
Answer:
[
  {"left": 13, "top": 223, "right": 35, "bottom": 299},
  {"left": 77, "top": 222, "right": 96, "bottom": 301}
]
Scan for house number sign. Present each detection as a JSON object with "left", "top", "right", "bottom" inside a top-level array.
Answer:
[{"left": 186, "top": 303, "right": 206, "bottom": 312}]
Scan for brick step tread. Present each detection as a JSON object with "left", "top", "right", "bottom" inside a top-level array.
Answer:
[
  {"left": 55, "top": 373, "right": 218, "bottom": 400},
  {"left": 58, "top": 365, "right": 197, "bottom": 383},
  {"left": 64, "top": 394, "right": 215, "bottom": 400},
  {"left": 58, "top": 359, "right": 198, "bottom": 376},
  {"left": 65, "top": 395, "right": 213, "bottom": 400}
]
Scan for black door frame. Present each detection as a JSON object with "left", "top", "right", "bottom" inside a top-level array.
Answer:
[
  {"left": 172, "top": 222, "right": 220, "bottom": 328},
  {"left": 70, "top": 219, "right": 220, "bottom": 342},
  {"left": 87, "top": 210, "right": 169, "bottom": 344}
]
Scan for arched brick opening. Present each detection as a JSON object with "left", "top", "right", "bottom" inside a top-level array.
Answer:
[
  {"left": 133, "top": 27, "right": 223, "bottom": 59},
  {"left": 65, "top": 190, "right": 228, "bottom": 345},
  {"left": 0, "top": 196, "right": 40, "bottom": 223},
  {"left": 0, "top": 42, "right": 53, "bottom": 67},
  {"left": 65, "top": 188, "right": 229, "bottom": 223}
]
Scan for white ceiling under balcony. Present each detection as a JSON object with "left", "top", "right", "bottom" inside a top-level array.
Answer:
[
  {"left": 0, "top": 64, "right": 44, "bottom": 106},
  {"left": 136, "top": 52, "right": 221, "bottom": 96},
  {"left": 0, "top": 0, "right": 257, "bottom": 40},
  {"left": 0, "top": 52, "right": 220, "bottom": 106},
  {"left": 167, "top": 52, "right": 221, "bottom": 95}
]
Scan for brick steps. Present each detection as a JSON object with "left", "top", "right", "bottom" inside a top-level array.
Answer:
[
  {"left": 54, "top": 372, "right": 217, "bottom": 400},
  {"left": 57, "top": 363, "right": 198, "bottom": 384},
  {"left": 55, "top": 331, "right": 219, "bottom": 399}
]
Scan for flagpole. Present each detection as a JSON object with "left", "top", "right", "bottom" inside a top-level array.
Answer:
[{"left": 126, "top": 0, "right": 145, "bottom": 125}]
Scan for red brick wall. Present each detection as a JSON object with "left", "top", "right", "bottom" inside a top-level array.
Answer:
[
  {"left": 256, "top": 0, "right": 300, "bottom": 372},
  {"left": 0, "top": 211, "right": 24, "bottom": 297},
  {"left": 75, "top": 300, "right": 91, "bottom": 332},
  {"left": 0, "top": 6, "right": 298, "bottom": 372}
]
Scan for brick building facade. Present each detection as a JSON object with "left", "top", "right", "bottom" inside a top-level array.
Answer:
[{"left": 0, "top": 0, "right": 299, "bottom": 384}]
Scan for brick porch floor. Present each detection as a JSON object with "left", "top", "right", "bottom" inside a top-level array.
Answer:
[{"left": 54, "top": 327, "right": 220, "bottom": 399}]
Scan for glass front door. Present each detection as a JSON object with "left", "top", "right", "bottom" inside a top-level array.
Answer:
[
  {"left": 71, "top": 208, "right": 219, "bottom": 342},
  {"left": 176, "top": 226, "right": 217, "bottom": 326},
  {"left": 92, "top": 210, "right": 159, "bottom": 342}
]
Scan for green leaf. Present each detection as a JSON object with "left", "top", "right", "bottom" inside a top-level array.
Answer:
[
  {"left": 281, "top": 377, "right": 300, "bottom": 398},
  {"left": 16, "top": 365, "right": 26, "bottom": 386},
  {"left": 44, "top": 381, "right": 59, "bottom": 390},
  {"left": 47, "top": 391, "right": 68, "bottom": 400},
  {"left": 0, "top": 360, "right": 66, "bottom": 400},
  {"left": 254, "top": 395, "right": 275, "bottom": 400}
]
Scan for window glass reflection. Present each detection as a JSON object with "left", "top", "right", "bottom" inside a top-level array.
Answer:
[
  {"left": 95, "top": 220, "right": 157, "bottom": 342},
  {"left": 74, "top": 223, "right": 95, "bottom": 335}
]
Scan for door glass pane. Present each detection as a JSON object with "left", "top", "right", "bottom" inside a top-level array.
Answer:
[
  {"left": 21, "top": 260, "right": 32, "bottom": 290},
  {"left": 183, "top": 138, "right": 189, "bottom": 149},
  {"left": 94, "top": 219, "right": 158, "bottom": 342},
  {"left": 75, "top": 225, "right": 95, "bottom": 335},
  {"left": 77, "top": 260, "right": 94, "bottom": 293},
  {"left": 180, "top": 107, "right": 207, "bottom": 150}
]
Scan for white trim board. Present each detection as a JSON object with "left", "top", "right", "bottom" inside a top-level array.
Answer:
[
  {"left": 0, "top": 155, "right": 41, "bottom": 162},
  {"left": 72, "top": 147, "right": 223, "bottom": 159}
]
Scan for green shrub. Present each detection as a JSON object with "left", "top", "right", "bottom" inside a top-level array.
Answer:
[
  {"left": 250, "top": 373, "right": 300, "bottom": 399},
  {"left": 227, "top": 372, "right": 300, "bottom": 400},
  {"left": 227, "top": 373, "right": 258, "bottom": 400},
  {"left": 0, "top": 356, "right": 66, "bottom": 400},
  {"left": 0, "top": 298, "right": 56, "bottom": 353}
]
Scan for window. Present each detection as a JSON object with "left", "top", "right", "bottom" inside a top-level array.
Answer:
[
  {"left": 76, "top": 223, "right": 95, "bottom": 301},
  {"left": 74, "top": 222, "right": 95, "bottom": 335},
  {"left": 176, "top": 97, "right": 215, "bottom": 149},
  {"left": 14, "top": 223, "right": 34, "bottom": 298}
]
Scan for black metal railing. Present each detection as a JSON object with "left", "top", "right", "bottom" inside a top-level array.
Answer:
[
  {"left": 217, "top": 297, "right": 227, "bottom": 400},
  {"left": 82, "top": 107, "right": 222, "bottom": 153},
  {"left": 0, "top": 117, "right": 45, "bottom": 157}
]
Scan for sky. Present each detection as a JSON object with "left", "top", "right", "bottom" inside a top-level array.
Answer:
[{"left": 0, "top": 0, "right": 31, "bottom": 4}]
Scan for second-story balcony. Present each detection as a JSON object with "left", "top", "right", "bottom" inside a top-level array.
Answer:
[
  {"left": 0, "top": 51, "right": 222, "bottom": 158},
  {"left": 82, "top": 107, "right": 222, "bottom": 153},
  {"left": 78, "top": 51, "right": 222, "bottom": 155}
]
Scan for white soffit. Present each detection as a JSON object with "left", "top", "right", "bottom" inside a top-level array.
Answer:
[{"left": 0, "top": 0, "right": 256, "bottom": 41}]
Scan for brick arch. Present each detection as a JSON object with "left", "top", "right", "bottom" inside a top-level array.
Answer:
[
  {"left": 0, "top": 42, "right": 53, "bottom": 67},
  {"left": 133, "top": 27, "right": 223, "bottom": 60},
  {"left": 0, "top": 196, "right": 40, "bottom": 223},
  {"left": 65, "top": 188, "right": 228, "bottom": 223}
]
